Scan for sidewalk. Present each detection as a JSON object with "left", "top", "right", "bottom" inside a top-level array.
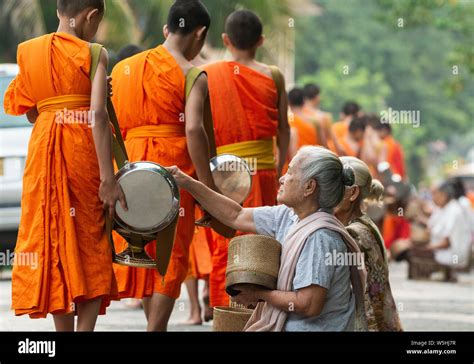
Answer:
[{"left": 0, "top": 261, "right": 472, "bottom": 331}]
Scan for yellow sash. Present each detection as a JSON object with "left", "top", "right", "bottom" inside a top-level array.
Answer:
[
  {"left": 126, "top": 124, "right": 186, "bottom": 139},
  {"left": 37, "top": 94, "right": 90, "bottom": 113},
  {"left": 217, "top": 139, "right": 275, "bottom": 171}
]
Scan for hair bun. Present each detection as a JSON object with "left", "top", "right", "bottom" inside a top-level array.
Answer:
[{"left": 342, "top": 164, "right": 355, "bottom": 186}]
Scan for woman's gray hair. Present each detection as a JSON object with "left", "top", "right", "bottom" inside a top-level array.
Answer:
[{"left": 298, "top": 146, "right": 355, "bottom": 209}]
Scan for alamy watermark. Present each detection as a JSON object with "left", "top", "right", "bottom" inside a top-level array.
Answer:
[
  {"left": 55, "top": 108, "right": 95, "bottom": 128},
  {"left": 380, "top": 107, "right": 420, "bottom": 128},
  {"left": 0, "top": 250, "right": 38, "bottom": 270},
  {"left": 325, "top": 250, "right": 365, "bottom": 270},
  {"left": 216, "top": 157, "right": 258, "bottom": 176},
  {"left": 18, "top": 339, "right": 55, "bottom": 357}
]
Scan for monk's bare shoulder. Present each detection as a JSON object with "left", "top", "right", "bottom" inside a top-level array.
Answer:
[
  {"left": 99, "top": 47, "right": 109, "bottom": 64},
  {"left": 191, "top": 72, "right": 208, "bottom": 95},
  {"left": 255, "top": 61, "right": 272, "bottom": 78},
  {"left": 161, "top": 47, "right": 194, "bottom": 75}
]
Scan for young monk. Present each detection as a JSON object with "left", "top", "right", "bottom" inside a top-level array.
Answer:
[
  {"left": 332, "top": 101, "right": 360, "bottom": 155},
  {"left": 302, "top": 83, "right": 331, "bottom": 148},
  {"left": 374, "top": 123, "right": 406, "bottom": 179},
  {"left": 338, "top": 116, "right": 367, "bottom": 157},
  {"left": 4, "top": 0, "right": 126, "bottom": 331},
  {"left": 287, "top": 88, "right": 318, "bottom": 160},
  {"left": 202, "top": 9, "right": 290, "bottom": 308},
  {"left": 110, "top": 0, "right": 216, "bottom": 331}
]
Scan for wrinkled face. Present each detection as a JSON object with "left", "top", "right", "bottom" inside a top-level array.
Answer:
[{"left": 277, "top": 154, "right": 307, "bottom": 207}]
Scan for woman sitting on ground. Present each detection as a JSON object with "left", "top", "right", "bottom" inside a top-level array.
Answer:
[{"left": 408, "top": 181, "right": 472, "bottom": 281}]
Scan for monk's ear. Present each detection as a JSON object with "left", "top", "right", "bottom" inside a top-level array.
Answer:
[
  {"left": 196, "top": 26, "right": 207, "bottom": 40},
  {"left": 222, "top": 33, "right": 232, "bottom": 48},
  {"left": 86, "top": 8, "right": 99, "bottom": 23},
  {"left": 163, "top": 24, "right": 169, "bottom": 39},
  {"left": 256, "top": 35, "right": 265, "bottom": 48}
]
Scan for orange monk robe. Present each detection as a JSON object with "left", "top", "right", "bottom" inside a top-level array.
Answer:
[
  {"left": 467, "top": 192, "right": 474, "bottom": 209},
  {"left": 111, "top": 45, "right": 195, "bottom": 299},
  {"left": 4, "top": 33, "right": 117, "bottom": 318},
  {"left": 186, "top": 207, "right": 212, "bottom": 281},
  {"left": 338, "top": 136, "right": 360, "bottom": 157},
  {"left": 203, "top": 61, "right": 280, "bottom": 307},
  {"left": 382, "top": 213, "right": 411, "bottom": 250},
  {"left": 383, "top": 135, "right": 406, "bottom": 178},
  {"left": 279, "top": 113, "right": 319, "bottom": 176},
  {"left": 332, "top": 120, "right": 348, "bottom": 140},
  {"left": 330, "top": 120, "right": 361, "bottom": 157},
  {"left": 327, "top": 120, "right": 348, "bottom": 154},
  {"left": 301, "top": 107, "right": 322, "bottom": 146},
  {"left": 289, "top": 113, "right": 318, "bottom": 150},
  {"left": 303, "top": 107, "right": 335, "bottom": 149}
]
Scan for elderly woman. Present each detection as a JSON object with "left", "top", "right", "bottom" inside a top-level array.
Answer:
[
  {"left": 167, "top": 146, "right": 366, "bottom": 331},
  {"left": 334, "top": 157, "right": 403, "bottom": 331}
]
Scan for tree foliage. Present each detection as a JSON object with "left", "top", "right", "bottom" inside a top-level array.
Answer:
[{"left": 295, "top": 0, "right": 473, "bottom": 184}]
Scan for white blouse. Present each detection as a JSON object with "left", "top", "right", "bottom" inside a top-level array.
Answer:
[{"left": 428, "top": 199, "right": 472, "bottom": 267}]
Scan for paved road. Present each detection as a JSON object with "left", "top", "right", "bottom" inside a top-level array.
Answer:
[{"left": 0, "top": 261, "right": 472, "bottom": 331}]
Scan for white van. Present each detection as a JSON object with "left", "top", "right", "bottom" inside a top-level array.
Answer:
[{"left": 0, "top": 64, "right": 33, "bottom": 233}]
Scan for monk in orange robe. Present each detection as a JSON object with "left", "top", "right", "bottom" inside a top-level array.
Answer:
[
  {"left": 338, "top": 116, "right": 367, "bottom": 157},
  {"left": 384, "top": 134, "right": 406, "bottom": 178},
  {"left": 302, "top": 83, "right": 334, "bottom": 148},
  {"left": 370, "top": 119, "right": 406, "bottom": 178},
  {"left": 331, "top": 101, "right": 361, "bottom": 154},
  {"left": 3, "top": 0, "right": 126, "bottom": 331},
  {"left": 365, "top": 117, "right": 409, "bottom": 247},
  {"left": 287, "top": 88, "right": 318, "bottom": 162},
  {"left": 202, "top": 10, "right": 290, "bottom": 308},
  {"left": 110, "top": 0, "right": 215, "bottom": 331},
  {"left": 379, "top": 126, "right": 407, "bottom": 245}
]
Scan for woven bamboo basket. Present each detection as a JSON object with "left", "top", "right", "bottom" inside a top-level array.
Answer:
[
  {"left": 225, "top": 234, "right": 281, "bottom": 296},
  {"left": 213, "top": 306, "right": 253, "bottom": 332}
]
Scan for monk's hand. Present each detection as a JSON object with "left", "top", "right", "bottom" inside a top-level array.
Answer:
[
  {"left": 107, "top": 76, "right": 113, "bottom": 98},
  {"left": 234, "top": 289, "right": 262, "bottom": 308},
  {"left": 99, "top": 179, "right": 128, "bottom": 218},
  {"left": 165, "top": 166, "right": 190, "bottom": 188}
]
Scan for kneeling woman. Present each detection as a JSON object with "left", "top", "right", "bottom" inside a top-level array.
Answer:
[
  {"left": 335, "top": 157, "right": 403, "bottom": 331},
  {"left": 167, "top": 146, "right": 366, "bottom": 331}
]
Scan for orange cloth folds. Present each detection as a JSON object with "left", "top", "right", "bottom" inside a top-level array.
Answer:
[
  {"left": 384, "top": 135, "right": 406, "bottom": 178},
  {"left": 111, "top": 45, "right": 195, "bottom": 299},
  {"left": 203, "top": 61, "right": 280, "bottom": 307},
  {"left": 4, "top": 32, "right": 118, "bottom": 318},
  {"left": 289, "top": 113, "right": 318, "bottom": 150}
]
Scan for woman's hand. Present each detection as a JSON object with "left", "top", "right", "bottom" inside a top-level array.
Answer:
[
  {"left": 99, "top": 179, "right": 127, "bottom": 218},
  {"left": 233, "top": 288, "right": 265, "bottom": 308},
  {"left": 166, "top": 165, "right": 191, "bottom": 189}
]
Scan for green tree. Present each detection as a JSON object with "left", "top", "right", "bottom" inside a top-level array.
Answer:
[{"left": 294, "top": 0, "right": 473, "bottom": 184}]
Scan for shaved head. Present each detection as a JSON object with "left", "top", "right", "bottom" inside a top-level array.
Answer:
[
  {"left": 57, "top": 0, "right": 105, "bottom": 17},
  {"left": 225, "top": 10, "right": 263, "bottom": 50}
]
